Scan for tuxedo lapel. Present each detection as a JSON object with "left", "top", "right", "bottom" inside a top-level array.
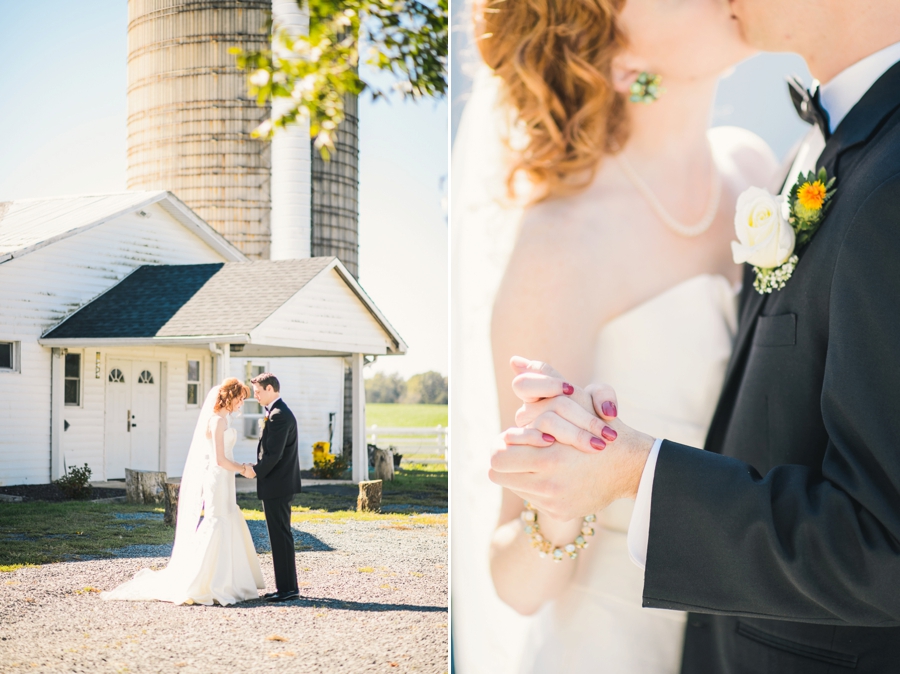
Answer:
[
  {"left": 705, "top": 60, "right": 900, "bottom": 454},
  {"left": 817, "top": 59, "right": 900, "bottom": 173}
]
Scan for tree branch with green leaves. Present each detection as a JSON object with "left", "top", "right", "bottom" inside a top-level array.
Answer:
[{"left": 231, "top": 0, "right": 447, "bottom": 157}]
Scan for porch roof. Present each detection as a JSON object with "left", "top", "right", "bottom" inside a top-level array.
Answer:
[{"left": 39, "top": 257, "right": 407, "bottom": 357}]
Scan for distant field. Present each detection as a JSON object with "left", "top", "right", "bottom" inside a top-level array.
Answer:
[{"left": 366, "top": 403, "right": 448, "bottom": 428}]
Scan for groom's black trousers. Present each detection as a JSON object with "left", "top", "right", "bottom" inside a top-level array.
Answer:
[{"left": 261, "top": 495, "right": 297, "bottom": 592}]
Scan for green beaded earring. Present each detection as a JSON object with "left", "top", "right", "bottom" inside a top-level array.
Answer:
[{"left": 630, "top": 72, "right": 664, "bottom": 104}]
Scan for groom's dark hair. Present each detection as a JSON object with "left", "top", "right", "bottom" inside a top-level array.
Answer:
[{"left": 250, "top": 372, "right": 280, "bottom": 392}]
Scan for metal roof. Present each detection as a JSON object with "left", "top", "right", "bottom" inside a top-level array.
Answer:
[{"left": 0, "top": 191, "right": 246, "bottom": 264}]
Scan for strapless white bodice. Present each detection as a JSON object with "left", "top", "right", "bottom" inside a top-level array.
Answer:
[
  {"left": 595, "top": 274, "right": 737, "bottom": 533},
  {"left": 221, "top": 427, "right": 237, "bottom": 461},
  {"left": 522, "top": 274, "right": 738, "bottom": 674}
]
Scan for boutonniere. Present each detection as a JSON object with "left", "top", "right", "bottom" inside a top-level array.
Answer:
[
  {"left": 731, "top": 168, "right": 836, "bottom": 294},
  {"left": 258, "top": 414, "right": 269, "bottom": 432}
]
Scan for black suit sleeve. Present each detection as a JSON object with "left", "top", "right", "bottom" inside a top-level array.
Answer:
[
  {"left": 643, "top": 172, "right": 900, "bottom": 626},
  {"left": 253, "top": 408, "right": 291, "bottom": 479}
]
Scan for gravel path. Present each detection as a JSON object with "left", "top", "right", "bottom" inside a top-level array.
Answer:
[{"left": 0, "top": 518, "right": 448, "bottom": 673}]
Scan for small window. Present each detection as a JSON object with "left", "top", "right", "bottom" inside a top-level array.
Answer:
[
  {"left": 138, "top": 370, "right": 154, "bottom": 384},
  {"left": 108, "top": 368, "right": 125, "bottom": 383},
  {"left": 0, "top": 341, "right": 19, "bottom": 373},
  {"left": 187, "top": 359, "right": 200, "bottom": 405},
  {"left": 64, "top": 353, "right": 81, "bottom": 405}
]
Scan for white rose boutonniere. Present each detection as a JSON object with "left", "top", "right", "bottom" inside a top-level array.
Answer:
[
  {"left": 731, "top": 188, "right": 795, "bottom": 269},
  {"left": 732, "top": 169, "right": 836, "bottom": 294},
  {"left": 258, "top": 414, "right": 269, "bottom": 433}
]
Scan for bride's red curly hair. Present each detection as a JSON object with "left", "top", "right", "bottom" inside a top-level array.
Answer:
[
  {"left": 214, "top": 377, "right": 250, "bottom": 413},
  {"left": 476, "top": 0, "right": 630, "bottom": 202}
]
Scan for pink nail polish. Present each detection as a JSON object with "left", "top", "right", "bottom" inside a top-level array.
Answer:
[
  {"left": 562, "top": 382, "right": 574, "bottom": 395},
  {"left": 601, "top": 426, "right": 617, "bottom": 442},
  {"left": 542, "top": 433, "right": 556, "bottom": 443},
  {"left": 601, "top": 401, "right": 617, "bottom": 417},
  {"left": 590, "top": 437, "right": 606, "bottom": 450}
]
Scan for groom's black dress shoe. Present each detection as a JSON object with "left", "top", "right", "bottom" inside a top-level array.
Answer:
[
  {"left": 265, "top": 589, "right": 300, "bottom": 603},
  {"left": 262, "top": 591, "right": 279, "bottom": 599}
]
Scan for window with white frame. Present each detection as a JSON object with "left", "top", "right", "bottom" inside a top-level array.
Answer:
[
  {"left": 0, "top": 341, "right": 20, "bottom": 373},
  {"left": 187, "top": 359, "right": 200, "bottom": 405},
  {"left": 64, "top": 352, "right": 81, "bottom": 405},
  {"left": 243, "top": 364, "right": 267, "bottom": 438}
]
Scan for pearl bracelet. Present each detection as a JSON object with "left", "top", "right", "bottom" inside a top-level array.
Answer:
[{"left": 520, "top": 500, "right": 596, "bottom": 562}]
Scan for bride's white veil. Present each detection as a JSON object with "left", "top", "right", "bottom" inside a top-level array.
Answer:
[
  {"left": 450, "top": 65, "right": 534, "bottom": 673},
  {"left": 169, "top": 385, "right": 219, "bottom": 568}
]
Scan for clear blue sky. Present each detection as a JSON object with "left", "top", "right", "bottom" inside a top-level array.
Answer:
[{"left": 0, "top": 0, "right": 448, "bottom": 380}]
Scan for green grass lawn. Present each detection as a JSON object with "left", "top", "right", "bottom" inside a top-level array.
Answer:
[
  {"left": 238, "top": 469, "right": 447, "bottom": 517},
  {"left": 366, "top": 403, "right": 448, "bottom": 428},
  {"left": 0, "top": 501, "right": 172, "bottom": 569},
  {"left": 0, "top": 470, "right": 447, "bottom": 569}
]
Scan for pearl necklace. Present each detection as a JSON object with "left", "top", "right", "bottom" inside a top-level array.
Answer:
[{"left": 616, "top": 150, "right": 722, "bottom": 238}]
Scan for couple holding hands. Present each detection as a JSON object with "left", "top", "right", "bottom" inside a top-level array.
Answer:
[{"left": 453, "top": 0, "right": 900, "bottom": 672}]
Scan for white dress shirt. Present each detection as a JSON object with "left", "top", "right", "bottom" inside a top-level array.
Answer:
[
  {"left": 264, "top": 396, "right": 282, "bottom": 416},
  {"left": 627, "top": 41, "right": 900, "bottom": 571}
]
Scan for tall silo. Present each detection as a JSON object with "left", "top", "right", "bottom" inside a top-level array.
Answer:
[
  {"left": 311, "top": 92, "right": 360, "bottom": 278},
  {"left": 126, "top": 0, "right": 360, "bottom": 270},
  {"left": 126, "top": 0, "right": 273, "bottom": 259}
]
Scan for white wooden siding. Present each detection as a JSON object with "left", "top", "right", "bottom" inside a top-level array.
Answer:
[
  {"left": 250, "top": 268, "right": 392, "bottom": 355},
  {"left": 0, "top": 204, "right": 227, "bottom": 485},
  {"left": 56, "top": 346, "right": 213, "bottom": 481},
  {"left": 230, "top": 356, "right": 344, "bottom": 470}
]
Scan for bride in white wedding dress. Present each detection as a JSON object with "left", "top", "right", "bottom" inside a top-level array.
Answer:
[
  {"left": 451, "top": 0, "right": 779, "bottom": 672},
  {"left": 101, "top": 378, "right": 264, "bottom": 606}
]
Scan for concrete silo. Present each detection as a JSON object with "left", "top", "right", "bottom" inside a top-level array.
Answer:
[
  {"left": 311, "top": 92, "right": 360, "bottom": 278},
  {"left": 126, "top": 0, "right": 274, "bottom": 259},
  {"left": 126, "top": 0, "right": 360, "bottom": 272}
]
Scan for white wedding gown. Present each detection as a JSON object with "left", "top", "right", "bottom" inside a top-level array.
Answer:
[
  {"left": 451, "top": 68, "right": 773, "bottom": 674},
  {"left": 101, "top": 418, "right": 265, "bottom": 606},
  {"left": 519, "top": 273, "right": 738, "bottom": 673}
]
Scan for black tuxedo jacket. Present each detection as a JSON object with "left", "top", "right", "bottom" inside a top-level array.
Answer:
[
  {"left": 253, "top": 398, "right": 302, "bottom": 500},
  {"left": 644, "top": 61, "right": 900, "bottom": 673}
]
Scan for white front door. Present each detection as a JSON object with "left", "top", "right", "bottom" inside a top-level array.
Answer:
[
  {"left": 131, "top": 362, "right": 160, "bottom": 470},
  {"left": 104, "top": 360, "right": 161, "bottom": 478},
  {"left": 104, "top": 360, "right": 132, "bottom": 479}
]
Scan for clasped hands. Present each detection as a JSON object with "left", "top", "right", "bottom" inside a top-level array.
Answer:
[
  {"left": 239, "top": 463, "right": 256, "bottom": 478},
  {"left": 488, "top": 356, "right": 655, "bottom": 521}
]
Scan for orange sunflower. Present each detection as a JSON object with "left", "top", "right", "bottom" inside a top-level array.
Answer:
[{"left": 797, "top": 180, "right": 827, "bottom": 211}]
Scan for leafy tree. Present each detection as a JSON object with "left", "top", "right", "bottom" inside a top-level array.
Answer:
[
  {"left": 232, "top": 0, "right": 448, "bottom": 156},
  {"left": 403, "top": 370, "right": 448, "bottom": 404},
  {"left": 365, "top": 371, "right": 407, "bottom": 403}
]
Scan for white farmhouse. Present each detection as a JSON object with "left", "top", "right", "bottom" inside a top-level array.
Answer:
[{"left": 0, "top": 192, "right": 405, "bottom": 487}]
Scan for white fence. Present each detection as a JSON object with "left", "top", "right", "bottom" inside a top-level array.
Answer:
[{"left": 367, "top": 425, "right": 448, "bottom": 466}]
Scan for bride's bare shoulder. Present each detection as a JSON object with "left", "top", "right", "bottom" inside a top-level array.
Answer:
[
  {"left": 206, "top": 414, "right": 225, "bottom": 437},
  {"left": 709, "top": 126, "right": 780, "bottom": 190}
]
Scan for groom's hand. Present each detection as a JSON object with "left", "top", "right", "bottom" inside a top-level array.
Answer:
[{"left": 489, "top": 425, "right": 654, "bottom": 520}]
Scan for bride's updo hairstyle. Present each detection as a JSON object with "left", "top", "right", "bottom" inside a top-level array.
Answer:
[
  {"left": 214, "top": 377, "right": 250, "bottom": 413},
  {"left": 477, "top": 0, "right": 629, "bottom": 202}
]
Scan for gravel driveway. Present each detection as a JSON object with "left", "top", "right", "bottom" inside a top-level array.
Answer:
[{"left": 0, "top": 518, "right": 448, "bottom": 673}]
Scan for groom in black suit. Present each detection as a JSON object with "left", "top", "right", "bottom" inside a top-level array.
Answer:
[
  {"left": 490, "top": 2, "right": 900, "bottom": 672},
  {"left": 248, "top": 373, "right": 303, "bottom": 602}
]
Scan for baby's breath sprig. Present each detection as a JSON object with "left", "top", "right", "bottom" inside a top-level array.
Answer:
[{"left": 753, "top": 255, "right": 799, "bottom": 294}]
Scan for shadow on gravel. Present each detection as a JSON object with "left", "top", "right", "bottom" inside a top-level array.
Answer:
[{"left": 232, "top": 596, "right": 448, "bottom": 613}]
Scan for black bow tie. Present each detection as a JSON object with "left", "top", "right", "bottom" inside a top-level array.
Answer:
[{"left": 787, "top": 76, "right": 831, "bottom": 140}]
